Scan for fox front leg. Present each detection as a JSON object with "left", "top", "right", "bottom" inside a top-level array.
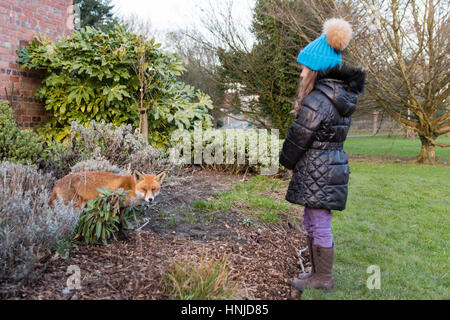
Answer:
[{"left": 118, "top": 213, "right": 129, "bottom": 240}]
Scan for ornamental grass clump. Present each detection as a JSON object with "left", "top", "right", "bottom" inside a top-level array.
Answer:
[{"left": 162, "top": 253, "right": 238, "bottom": 300}]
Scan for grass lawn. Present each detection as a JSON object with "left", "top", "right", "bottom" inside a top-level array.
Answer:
[
  {"left": 301, "top": 163, "right": 449, "bottom": 300},
  {"left": 196, "top": 163, "right": 450, "bottom": 299},
  {"left": 344, "top": 135, "right": 450, "bottom": 160},
  {"left": 193, "top": 176, "right": 298, "bottom": 225}
]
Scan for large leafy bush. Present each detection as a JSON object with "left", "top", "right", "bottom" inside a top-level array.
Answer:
[
  {"left": 0, "top": 101, "right": 43, "bottom": 164},
  {"left": 18, "top": 26, "right": 213, "bottom": 148}
]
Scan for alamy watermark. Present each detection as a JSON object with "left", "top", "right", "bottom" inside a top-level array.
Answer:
[
  {"left": 366, "top": 265, "right": 381, "bottom": 290},
  {"left": 167, "top": 127, "right": 280, "bottom": 175},
  {"left": 66, "top": 4, "right": 81, "bottom": 30},
  {"left": 65, "top": 265, "right": 81, "bottom": 292}
]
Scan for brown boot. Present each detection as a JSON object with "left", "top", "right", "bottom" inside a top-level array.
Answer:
[
  {"left": 298, "top": 236, "right": 315, "bottom": 279},
  {"left": 291, "top": 244, "right": 335, "bottom": 293}
]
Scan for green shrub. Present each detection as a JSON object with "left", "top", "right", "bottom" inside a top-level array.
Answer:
[
  {"left": 53, "top": 237, "right": 79, "bottom": 260},
  {"left": 74, "top": 186, "right": 146, "bottom": 245},
  {"left": 0, "top": 101, "right": 43, "bottom": 164},
  {"left": 74, "top": 186, "right": 126, "bottom": 244},
  {"left": 17, "top": 26, "right": 213, "bottom": 147},
  {"left": 169, "top": 128, "right": 284, "bottom": 174}
]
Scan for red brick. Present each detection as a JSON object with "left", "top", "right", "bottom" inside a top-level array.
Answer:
[{"left": 0, "top": 0, "right": 73, "bottom": 128}]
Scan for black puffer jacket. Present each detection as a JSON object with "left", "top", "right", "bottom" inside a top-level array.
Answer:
[{"left": 279, "top": 65, "right": 365, "bottom": 211}]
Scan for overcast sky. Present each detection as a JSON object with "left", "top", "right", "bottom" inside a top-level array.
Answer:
[{"left": 111, "top": 0, "right": 255, "bottom": 32}]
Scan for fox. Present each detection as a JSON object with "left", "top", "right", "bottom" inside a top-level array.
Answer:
[
  {"left": 50, "top": 170, "right": 167, "bottom": 209},
  {"left": 50, "top": 170, "right": 166, "bottom": 239}
]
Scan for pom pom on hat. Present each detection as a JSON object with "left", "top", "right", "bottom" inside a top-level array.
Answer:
[
  {"left": 323, "top": 18, "right": 353, "bottom": 52},
  {"left": 297, "top": 18, "right": 353, "bottom": 71}
]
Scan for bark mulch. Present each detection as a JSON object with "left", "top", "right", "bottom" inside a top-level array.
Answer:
[
  {"left": 10, "top": 227, "right": 306, "bottom": 300},
  {"left": 4, "top": 169, "right": 308, "bottom": 300}
]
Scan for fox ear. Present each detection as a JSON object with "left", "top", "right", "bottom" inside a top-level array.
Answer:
[
  {"left": 133, "top": 169, "right": 145, "bottom": 181},
  {"left": 155, "top": 171, "right": 166, "bottom": 183}
]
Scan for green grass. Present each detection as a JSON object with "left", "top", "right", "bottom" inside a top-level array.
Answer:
[
  {"left": 344, "top": 135, "right": 450, "bottom": 160},
  {"left": 192, "top": 175, "right": 299, "bottom": 225},
  {"left": 301, "top": 163, "right": 450, "bottom": 299},
  {"left": 198, "top": 163, "right": 450, "bottom": 299},
  {"left": 162, "top": 254, "right": 238, "bottom": 300}
]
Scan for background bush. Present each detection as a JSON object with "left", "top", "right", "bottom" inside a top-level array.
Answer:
[
  {"left": 0, "top": 101, "right": 43, "bottom": 164},
  {"left": 169, "top": 128, "right": 284, "bottom": 175},
  {"left": 70, "top": 158, "right": 125, "bottom": 175},
  {"left": 0, "top": 162, "right": 79, "bottom": 294},
  {"left": 17, "top": 26, "right": 214, "bottom": 148},
  {"left": 46, "top": 120, "right": 175, "bottom": 179}
]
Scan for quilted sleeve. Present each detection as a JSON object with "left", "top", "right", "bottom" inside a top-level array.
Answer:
[{"left": 279, "top": 98, "right": 324, "bottom": 170}]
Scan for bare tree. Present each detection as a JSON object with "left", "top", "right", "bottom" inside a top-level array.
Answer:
[
  {"left": 118, "top": 14, "right": 155, "bottom": 142},
  {"left": 118, "top": 13, "right": 156, "bottom": 40},
  {"left": 176, "top": 1, "right": 273, "bottom": 127},
  {"left": 353, "top": 0, "right": 449, "bottom": 164},
  {"left": 163, "top": 29, "right": 224, "bottom": 124}
]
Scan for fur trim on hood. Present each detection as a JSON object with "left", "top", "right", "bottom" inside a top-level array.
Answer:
[{"left": 317, "top": 64, "right": 366, "bottom": 93}]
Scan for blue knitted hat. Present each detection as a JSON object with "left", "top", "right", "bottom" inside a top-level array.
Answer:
[{"left": 297, "top": 18, "right": 353, "bottom": 71}]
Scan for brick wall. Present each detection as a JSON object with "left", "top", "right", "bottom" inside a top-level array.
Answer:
[{"left": 0, "top": 0, "right": 73, "bottom": 128}]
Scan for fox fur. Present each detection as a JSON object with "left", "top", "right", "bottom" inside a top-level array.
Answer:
[{"left": 50, "top": 170, "right": 166, "bottom": 209}]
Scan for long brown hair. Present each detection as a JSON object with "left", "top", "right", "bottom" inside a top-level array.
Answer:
[{"left": 293, "top": 66, "right": 317, "bottom": 113}]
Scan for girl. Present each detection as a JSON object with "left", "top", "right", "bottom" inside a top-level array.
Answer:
[{"left": 279, "top": 18, "right": 365, "bottom": 293}]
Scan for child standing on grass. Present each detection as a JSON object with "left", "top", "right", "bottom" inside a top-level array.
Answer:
[{"left": 279, "top": 18, "right": 365, "bottom": 294}]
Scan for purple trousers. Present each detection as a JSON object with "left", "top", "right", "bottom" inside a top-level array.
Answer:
[{"left": 302, "top": 207, "right": 333, "bottom": 248}]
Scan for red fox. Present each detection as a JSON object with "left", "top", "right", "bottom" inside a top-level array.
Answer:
[{"left": 50, "top": 170, "right": 166, "bottom": 209}]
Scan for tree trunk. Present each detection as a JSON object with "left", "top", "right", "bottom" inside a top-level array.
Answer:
[
  {"left": 415, "top": 135, "right": 436, "bottom": 164},
  {"left": 138, "top": 87, "right": 149, "bottom": 143},
  {"left": 372, "top": 111, "right": 379, "bottom": 135},
  {"left": 139, "top": 112, "right": 148, "bottom": 143},
  {"left": 142, "top": 108, "right": 148, "bottom": 143}
]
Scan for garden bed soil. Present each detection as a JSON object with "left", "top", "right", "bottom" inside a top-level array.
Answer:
[
  {"left": 4, "top": 169, "right": 308, "bottom": 300},
  {"left": 10, "top": 229, "right": 305, "bottom": 300}
]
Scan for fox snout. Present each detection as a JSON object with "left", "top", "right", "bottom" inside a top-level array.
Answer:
[
  {"left": 145, "top": 190, "right": 160, "bottom": 203},
  {"left": 134, "top": 170, "right": 165, "bottom": 205},
  {"left": 136, "top": 190, "right": 157, "bottom": 203}
]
